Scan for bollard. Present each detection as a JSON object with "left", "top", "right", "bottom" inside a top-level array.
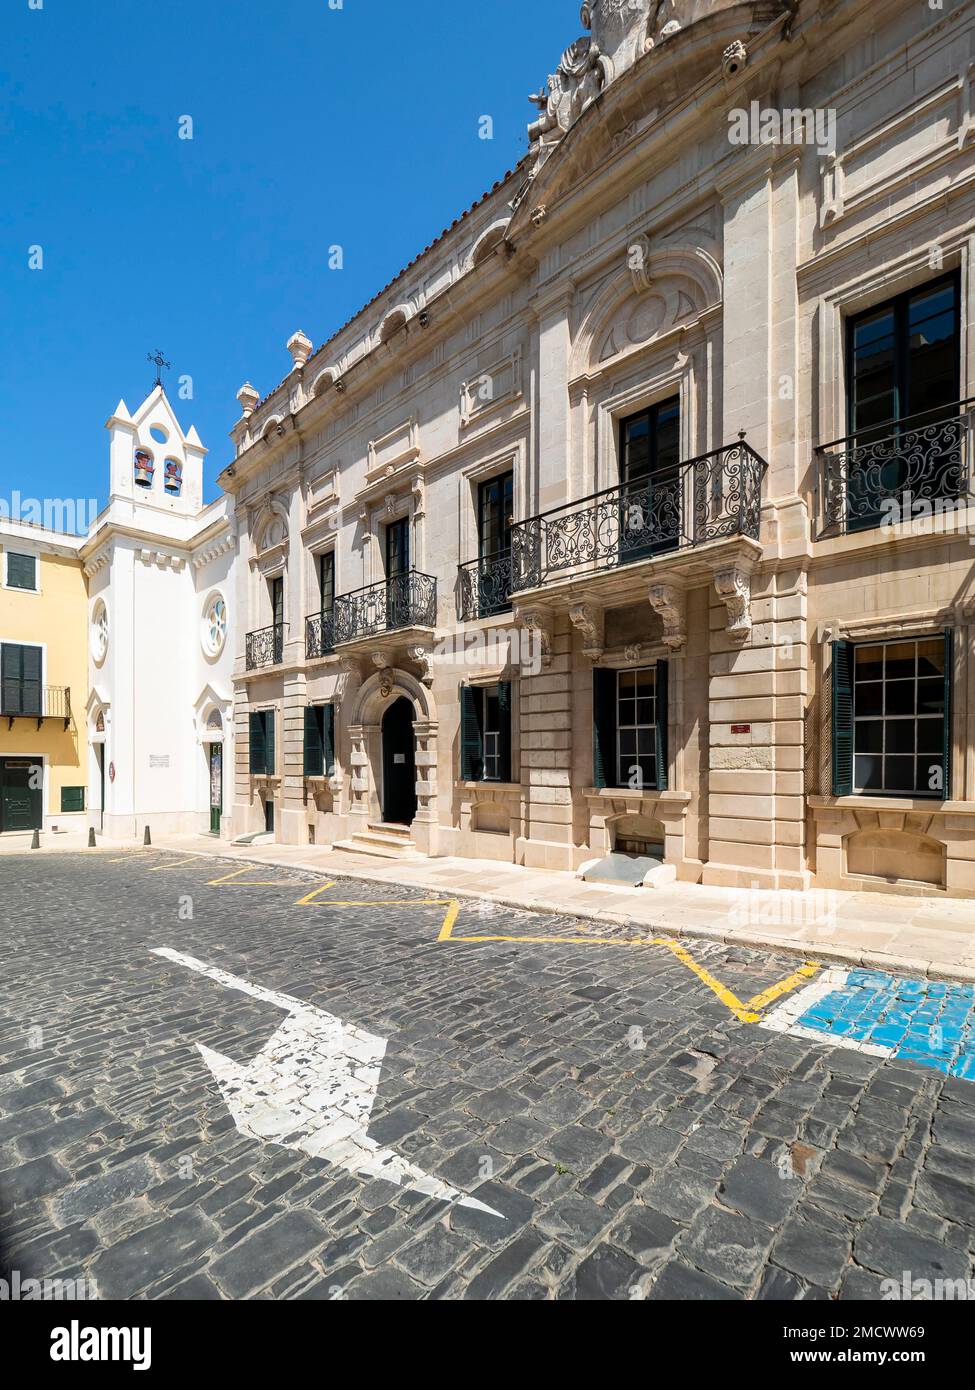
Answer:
[
  {"left": 144, "top": 825, "right": 152, "bottom": 846},
  {"left": 88, "top": 827, "right": 97, "bottom": 848},
  {"left": 31, "top": 829, "right": 40, "bottom": 850}
]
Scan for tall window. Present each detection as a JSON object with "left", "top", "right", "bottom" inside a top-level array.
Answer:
[
  {"left": 593, "top": 664, "right": 669, "bottom": 792},
  {"left": 269, "top": 576, "right": 284, "bottom": 627},
  {"left": 4, "top": 553, "right": 38, "bottom": 591},
  {"left": 833, "top": 635, "right": 951, "bottom": 799},
  {"left": 474, "top": 471, "right": 514, "bottom": 617},
  {"left": 249, "top": 709, "right": 276, "bottom": 776},
  {"left": 848, "top": 274, "right": 960, "bottom": 440},
  {"left": 303, "top": 704, "right": 335, "bottom": 778},
  {"left": 1, "top": 643, "right": 42, "bottom": 716},
  {"left": 460, "top": 683, "right": 512, "bottom": 783},
  {"left": 619, "top": 398, "right": 681, "bottom": 558},
  {"left": 319, "top": 551, "right": 335, "bottom": 614}
]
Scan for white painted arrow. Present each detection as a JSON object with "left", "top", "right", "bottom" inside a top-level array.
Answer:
[{"left": 151, "top": 948, "right": 503, "bottom": 1217}]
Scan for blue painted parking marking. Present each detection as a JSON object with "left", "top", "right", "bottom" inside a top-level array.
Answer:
[{"left": 760, "top": 966, "right": 975, "bottom": 1080}]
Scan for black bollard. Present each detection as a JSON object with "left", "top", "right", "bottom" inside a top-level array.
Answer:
[
  {"left": 88, "top": 827, "right": 97, "bottom": 848},
  {"left": 31, "top": 829, "right": 40, "bottom": 850},
  {"left": 144, "top": 825, "right": 152, "bottom": 846}
]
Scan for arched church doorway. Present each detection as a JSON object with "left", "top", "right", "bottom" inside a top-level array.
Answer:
[{"left": 381, "top": 697, "right": 417, "bottom": 826}]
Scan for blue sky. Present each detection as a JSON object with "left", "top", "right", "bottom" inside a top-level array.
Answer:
[{"left": 0, "top": 0, "right": 570, "bottom": 522}]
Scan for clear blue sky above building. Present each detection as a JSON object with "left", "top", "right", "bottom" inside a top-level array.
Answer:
[{"left": 0, "top": 0, "right": 570, "bottom": 523}]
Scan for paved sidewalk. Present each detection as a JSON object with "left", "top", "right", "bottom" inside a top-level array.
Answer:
[
  {"left": 8, "top": 828, "right": 975, "bottom": 982},
  {"left": 120, "top": 835, "right": 975, "bottom": 984}
]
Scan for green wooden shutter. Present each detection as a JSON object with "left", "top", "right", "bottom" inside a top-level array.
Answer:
[
  {"left": 60, "top": 786, "right": 86, "bottom": 813},
  {"left": 593, "top": 668, "right": 617, "bottom": 789},
  {"left": 249, "top": 711, "right": 266, "bottom": 775},
  {"left": 831, "top": 640, "right": 854, "bottom": 797},
  {"left": 655, "top": 661, "right": 670, "bottom": 792},
  {"left": 942, "top": 627, "right": 953, "bottom": 801},
  {"left": 304, "top": 706, "right": 324, "bottom": 777},
  {"left": 324, "top": 704, "right": 336, "bottom": 777},
  {"left": 460, "top": 685, "right": 484, "bottom": 781},
  {"left": 21, "top": 645, "right": 41, "bottom": 716},
  {"left": 497, "top": 681, "right": 512, "bottom": 784},
  {"left": 265, "top": 710, "right": 275, "bottom": 776},
  {"left": 6, "top": 553, "right": 37, "bottom": 590},
  {"left": 1, "top": 645, "right": 20, "bottom": 715}
]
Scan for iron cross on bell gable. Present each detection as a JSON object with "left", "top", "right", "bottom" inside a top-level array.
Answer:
[{"left": 148, "top": 349, "right": 172, "bottom": 390}]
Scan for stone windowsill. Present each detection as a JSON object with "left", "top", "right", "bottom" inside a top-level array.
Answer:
[
  {"left": 583, "top": 788, "right": 692, "bottom": 805},
  {"left": 455, "top": 780, "right": 521, "bottom": 794},
  {"left": 807, "top": 794, "right": 963, "bottom": 814}
]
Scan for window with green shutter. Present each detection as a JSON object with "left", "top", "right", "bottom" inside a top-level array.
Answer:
[
  {"left": 249, "top": 710, "right": 275, "bottom": 776},
  {"left": 5, "top": 552, "right": 37, "bottom": 591},
  {"left": 594, "top": 665, "right": 668, "bottom": 792},
  {"left": 303, "top": 705, "right": 335, "bottom": 777},
  {"left": 834, "top": 634, "right": 952, "bottom": 799},
  {"left": 1, "top": 643, "right": 42, "bottom": 716},
  {"left": 460, "top": 683, "right": 512, "bottom": 782},
  {"left": 60, "top": 786, "right": 86, "bottom": 813}
]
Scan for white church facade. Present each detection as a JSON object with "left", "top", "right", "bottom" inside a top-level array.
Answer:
[{"left": 80, "top": 387, "right": 236, "bottom": 841}]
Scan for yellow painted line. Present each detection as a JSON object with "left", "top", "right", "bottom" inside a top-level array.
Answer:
[
  {"left": 656, "top": 939, "right": 761, "bottom": 1023},
  {"left": 293, "top": 882, "right": 336, "bottom": 906},
  {"left": 147, "top": 858, "right": 200, "bottom": 873},
  {"left": 745, "top": 961, "right": 821, "bottom": 1012},
  {"left": 206, "top": 866, "right": 304, "bottom": 887}
]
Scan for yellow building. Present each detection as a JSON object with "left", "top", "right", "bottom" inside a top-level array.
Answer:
[{"left": 0, "top": 520, "right": 88, "bottom": 839}]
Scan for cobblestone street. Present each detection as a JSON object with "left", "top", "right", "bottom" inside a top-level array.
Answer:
[{"left": 1, "top": 850, "right": 974, "bottom": 1301}]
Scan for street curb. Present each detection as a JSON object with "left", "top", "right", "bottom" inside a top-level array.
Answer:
[{"left": 153, "top": 843, "right": 975, "bottom": 986}]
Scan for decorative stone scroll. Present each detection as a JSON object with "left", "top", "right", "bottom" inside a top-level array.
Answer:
[
  {"left": 647, "top": 583, "right": 686, "bottom": 651},
  {"left": 714, "top": 566, "right": 753, "bottom": 644},
  {"left": 569, "top": 603, "right": 605, "bottom": 660}
]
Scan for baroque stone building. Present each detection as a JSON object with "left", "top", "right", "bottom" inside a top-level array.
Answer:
[{"left": 223, "top": 0, "right": 975, "bottom": 896}]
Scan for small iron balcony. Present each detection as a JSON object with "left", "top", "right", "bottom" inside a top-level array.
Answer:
[
  {"left": 245, "top": 623, "right": 287, "bottom": 670},
  {"left": 305, "top": 610, "right": 336, "bottom": 660},
  {"left": 2, "top": 685, "right": 72, "bottom": 730},
  {"left": 509, "top": 435, "right": 767, "bottom": 591},
  {"left": 458, "top": 551, "right": 514, "bottom": 621},
  {"left": 815, "top": 399, "right": 974, "bottom": 539},
  {"left": 333, "top": 571, "right": 437, "bottom": 644}
]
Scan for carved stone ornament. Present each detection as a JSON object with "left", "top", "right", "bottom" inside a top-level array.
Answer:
[
  {"left": 407, "top": 644, "right": 434, "bottom": 688},
  {"left": 514, "top": 605, "right": 553, "bottom": 668},
  {"left": 569, "top": 603, "right": 604, "bottom": 660},
  {"left": 379, "top": 668, "right": 395, "bottom": 699},
  {"left": 722, "top": 40, "right": 747, "bottom": 77},
  {"left": 714, "top": 566, "right": 753, "bottom": 644},
  {"left": 627, "top": 232, "right": 653, "bottom": 293},
  {"left": 648, "top": 582, "right": 686, "bottom": 651}
]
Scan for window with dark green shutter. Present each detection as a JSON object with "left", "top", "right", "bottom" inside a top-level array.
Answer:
[
  {"left": 1, "top": 643, "right": 42, "bottom": 716},
  {"left": 249, "top": 710, "right": 275, "bottom": 776},
  {"left": 835, "top": 634, "right": 952, "bottom": 799},
  {"left": 460, "top": 683, "right": 512, "bottom": 782},
  {"left": 304, "top": 705, "right": 335, "bottom": 778},
  {"left": 5, "top": 552, "right": 37, "bottom": 591},
  {"left": 60, "top": 786, "right": 86, "bottom": 813},
  {"left": 594, "top": 665, "right": 668, "bottom": 791}
]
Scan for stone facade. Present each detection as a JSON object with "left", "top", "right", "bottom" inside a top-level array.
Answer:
[{"left": 223, "top": 0, "right": 975, "bottom": 897}]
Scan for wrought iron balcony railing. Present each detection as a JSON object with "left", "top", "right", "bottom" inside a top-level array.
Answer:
[
  {"left": 2, "top": 685, "right": 72, "bottom": 729},
  {"left": 245, "top": 623, "right": 287, "bottom": 671},
  {"left": 305, "top": 609, "right": 336, "bottom": 659},
  {"left": 333, "top": 570, "right": 437, "bottom": 644},
  {"left": 815, "top": 400, "right": 974, "bottom": 539},
  {"left": 458, "top": 550, "right": 514, "bottom": 621},
  {"left": 510, "top": 435, "right": 766, "bottom": 590}
]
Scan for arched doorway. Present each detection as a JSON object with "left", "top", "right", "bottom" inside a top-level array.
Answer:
[{"left": 381, "top": 697, "right": 417, "bottom": 826}]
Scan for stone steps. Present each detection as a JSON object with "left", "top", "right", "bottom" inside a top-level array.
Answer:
[{"left": 332, "top": 823, "right": 423, "bottom": 860}]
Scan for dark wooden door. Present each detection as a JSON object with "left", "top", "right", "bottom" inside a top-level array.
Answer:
[
  {"left": 381, "top": 698, "right": 417, "bottom": 825},
  {"left": 1, "top": 759, "right": 42, "bottom": 832}
]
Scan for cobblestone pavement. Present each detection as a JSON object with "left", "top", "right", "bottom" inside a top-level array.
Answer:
[{"left": 1, "top": 849, "right": 974, "bottom": 1301}]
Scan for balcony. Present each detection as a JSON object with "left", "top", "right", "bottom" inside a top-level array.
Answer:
[
  {"left": 333, "top": 570, "right": 437, "bottom": 646},
  {"left": 245, "top": 623, "right": 286, "bottom": 671},
  {"left": 509, "top": 436, "right": 767, "bottom": 596},
  {"left": 458, "top": 551, "right": 514, "bottom": 622},
  {"left": 815, "top": 400, "right": 974, "bottom": 539},
  {"left": 305, "top": 610, "right": 336, "bottom": 660},
  {"left": 3, "top": 685, "right": 72, "bottom": 730}
]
